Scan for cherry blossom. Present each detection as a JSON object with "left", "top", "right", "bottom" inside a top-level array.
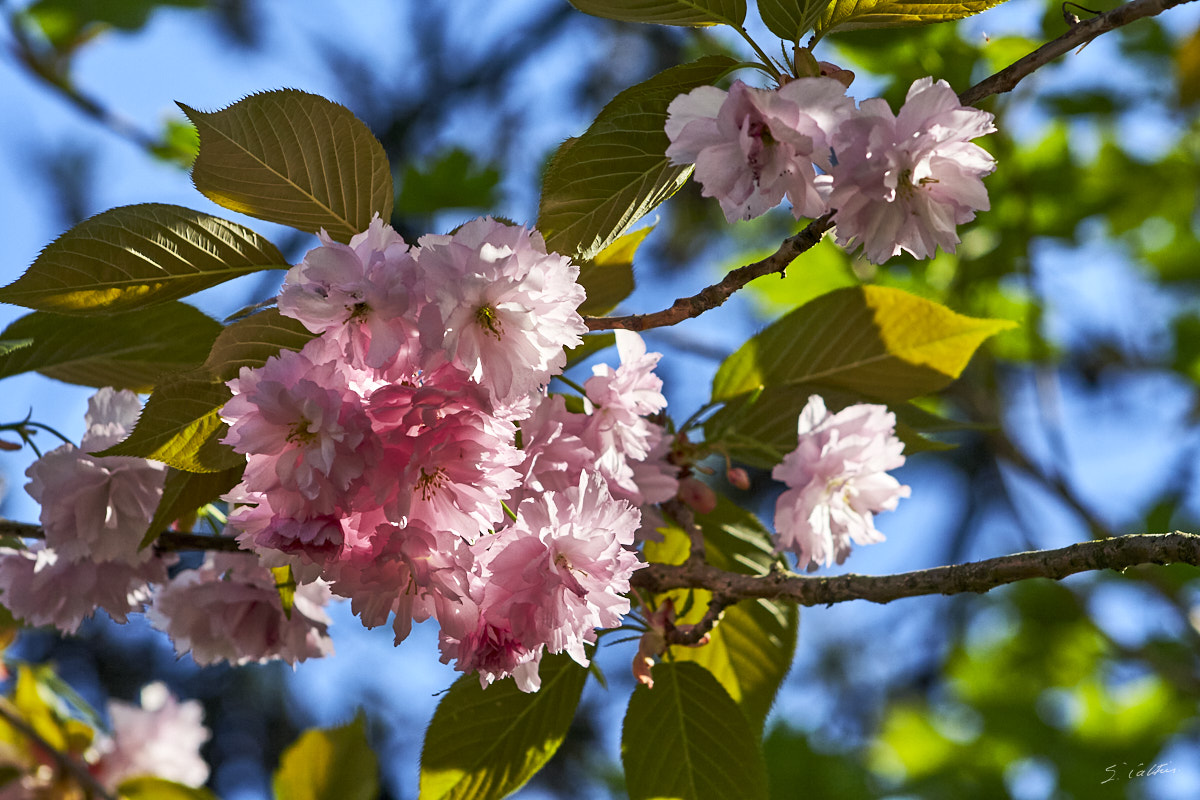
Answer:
[
  {"left": 0, "top": 544, "right": 169, "bottom": 633},
  {"left": 442, "top": 474, "right": 643, "bottom": 691},
  {"left": 25, "top": 388, "right": 165, "bottom": 565},
  {"left": 277, "top": 215, "right": 419, "bottom": 369},
  {"left": 91, "top": 683, "right": 210, "bottom": 790},
  {"left": 825, "top": 77, "right": 996, "bottom": 263},
  {"left": 772, "top": 395, "right": 910, "bottom": 570},
  {"left": 415, "top": 217, "right": 587, "bottom": 404},
  {"left": 665, "top": 78, "right": 854, "bottom": 222},
  {"left": 147, "top": 552, "right": 334, "bottom": 666}
]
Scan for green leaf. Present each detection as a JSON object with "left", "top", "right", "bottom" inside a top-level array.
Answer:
[
  {"left": 273, "top": 565, "right": 297, "bottom": 618},
  {"left": 22, "top": 0, "right": 206, "bottom": 48},
  {"left": 142, "top": 465, "right": 244, "bottom": 549},
  {"left": 0, "top": 303, "right": 221, "bottom": 391},
  {"left": 706, "top": 286, "right": 1011, "bottom": 467},
  {"left": 396, "top": 148, "right": 500, "bottom": 215},
  {"left": 622, "top": 661, "right": 769, "bottom": 800},
  {"left": 203, "top": 308, "right": 317, "bottom": 381},
  {"left": 538, "top": 55, "right": 737, "bottom": 262},
  {"left": 565, "top": 0, "right": 745, "bottom": 26},
  {"left": 151, "top": 117, "right": 201, "bottom": 169},
  {"left": 759, "top": 0, "right": 830, "bottom": 43},
  {"left": 117, "top": 777, "right": 217, "bottom": 800},
  {"left": 182, "top": 89, "right": 393, "bottom": 243},
  {"left": 273, "top": 714, "right": 379, "bottom": 800},
  {"left": 565, "top": 332, "right": 616, "bottom": 367},
  {"left": 0, "top": 204, "right": 286, "bottom": 315},
  {"left": 97, "top": 370, "right": 241, "bottom": 473},
  {"left": 577, "top": 225, "right": 652, "bottom": 316},
  {"left": 420, "top": 652, "right": 588, "bottom": 800},
  {"left": 815, "top": 0, "right": 1010, "bottom": 36},
  {"left": 644, "top": 496, "right": 797, "bottom": 735},
  {"left": 713, "top": 285, "right": 1013, "bottom": 403}
]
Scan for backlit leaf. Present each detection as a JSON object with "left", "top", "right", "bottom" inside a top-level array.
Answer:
[
  {"left": 420, "top": 653, "right": 587, "bottom": 800},
  {"left": 644, "top": 496, "right": 797, "bottom": 735},
  {"left": 203, "top": 308, "right": 316, "bottom": 381},
  {"left": 274, "top": 715, "right": 379, "bottom": 800},
  {"left": 539, "top": 55, "right": 737, "bottom": 262},
  {"left": 0, "top": 204, "right": 286, "bottom": 314},
  {"left": 142, "top": 465, "right": 244, "bottom": 549},
  {"left": 759, "top": 0, "right": 830, "bottom": 43},
  {"left": 815, "top": 0, "right": 1011, "bottom": 36},
  {"left": 183, "top": 90, "right": 393, "bottom": 243},
  {"left": 622, "top": 662, "right": 768, "bottom": 800},
  {"left": 577, "top": 225, "right": 653, "bottom": 316},
  {"left": 97, "top": 370, "right": 241, "bottom": 473}
]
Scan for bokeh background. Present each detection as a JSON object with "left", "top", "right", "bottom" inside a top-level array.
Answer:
[{"left": 2, "top": 0, "right": 1200, "bottom": 797}]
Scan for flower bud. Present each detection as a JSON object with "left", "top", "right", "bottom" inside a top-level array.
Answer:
[
  {"left": 726, "top": 467, "right": 751, "bottom": 491},
  {"left": 818, "top": 61, "right": 855, "bottom": 89},
  {"left": 678, "top": 476, "right": 717, "bottom": 514}
]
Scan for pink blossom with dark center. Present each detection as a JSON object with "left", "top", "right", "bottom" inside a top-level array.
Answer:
[
  {"left": 666, "top": 78, "right": 854, "bottom": 222},
  {"left": 825, "top": 77, "right": 996, "bottom": 264},
  {"left": 415, "top": 217, "right": 586, "bottom": 405}
]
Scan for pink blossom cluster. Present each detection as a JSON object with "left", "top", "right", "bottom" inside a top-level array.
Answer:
[
  {"left": 0, "top": 389, "right": 334, "bottom": 667},
  {"left": 222, "top": 216, "right": 675, "bottom": 690},
  {"left": 0, "top": 389, "right": 170, "bottom": 633},
  {"left": 665, "top": 75, "right": 996, "bottom": 264},
  {"left": 772, "top": 395, "right": 910, "bottom": 570}
]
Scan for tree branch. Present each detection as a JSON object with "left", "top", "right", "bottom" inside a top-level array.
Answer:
[
  {"left": 584, "top": 214, "right": 833, "bottom": 332},
  {"left": 584, "top": 0, "right": 1193, "bottom": 333},
  {"left": 959, "top": 0, "right": 1196, "bottom": 106},
  {"left": 636, "top": 532, "right": 1200, "bottom": 643},
  {"left": 0, "top": 519, "right": 243, "bottom": 553}
]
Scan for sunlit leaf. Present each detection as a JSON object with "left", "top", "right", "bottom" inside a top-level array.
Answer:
[
  {"left": 273, "top": 714, "right": 379, "bottom": 800},
  {"left": 815, "top": 0, "right": 1010, "bottom": 36},
  {"left": 0, "top": 204, "right": 286, "bottom": 314},
  {"left": 577, "top": 225, "right": 653, "bottom": 316},
  {"left": 183, "top": 90, "right": 393, "bottom": 243},
  {"left": 566, "top": 0, "right": 745, "bottom": 26},
  {"left": 706, "top": 286, "right": 1012, "bottom": 466},
  {"left": 0, "top": 303, "right": 221, "bottom": 391},
  {"left": 97, "top": 370, "right": 241, "bottom": 473},
  {"left": 117, "top": 777, "right": 217, "bottom": 800},
  {"left": 539, "top": 55, "right": 737, "bottom": 262},
  {"left": 644, "top": 496, "right": 797, "bottom": 735},
  {"left": 622, "top": 661, "right": 768, "bottom": 800},
  {"left": 420, "top": 653, "right": 587, "bottom": 800}
]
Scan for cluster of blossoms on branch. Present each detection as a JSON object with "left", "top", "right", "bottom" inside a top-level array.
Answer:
[
  {"left": 666, "top": 74, "right": 997, "bottom": 264},
  {"left": 0, "top": 208, "right": 913, "bottom": 689}
]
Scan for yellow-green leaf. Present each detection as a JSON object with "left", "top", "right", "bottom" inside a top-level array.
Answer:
[
  {"left": 815, "top": 0, "right": 1011, "bottom": 36},
  {"left": 622, "top": 662, "right": 768, "bottom": 800},
  {"left": 577, "top": 225, "right": 653, "bottom": 315},
  {"left": 274, "top": 715, "right": 379, "bottom": 800},
  {"left": 0, "top": 204, "right": 286, "bottom": 315},
  {"left": 183, "top": 90, "right": 393, "bottom": 243},
  {"left": 97, "top": 370, "right": 242, "bottom": 473}
]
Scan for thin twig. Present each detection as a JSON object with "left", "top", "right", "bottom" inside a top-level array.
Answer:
[
  {"left": 959, "top": 0, "right": 1196, "bottom": 105},
  {"left": 633, "top": 531, "right": 1200, "bottom": 640},
  {"left": 0, "top": 518, "right": 243, "bottom": 553},
  {"left": 585, "top": 214, "right": 833, "bottom": 332}
]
